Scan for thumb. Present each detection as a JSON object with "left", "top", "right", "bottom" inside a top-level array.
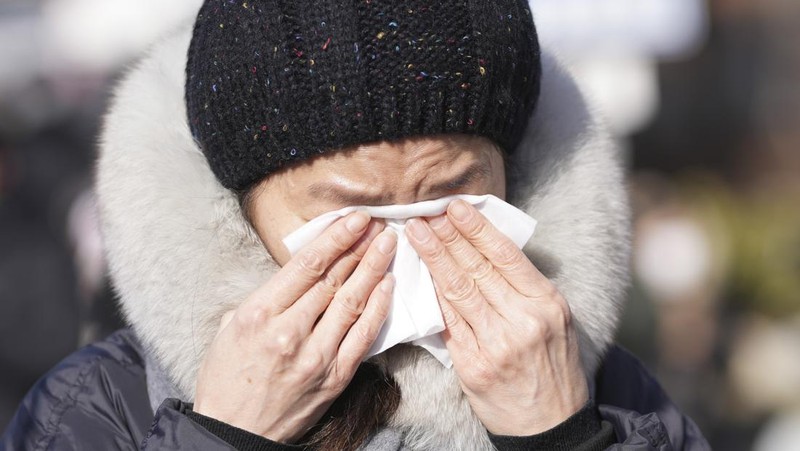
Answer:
[{"left": 217, "top": 310, "right": 236, "bottom": 337}]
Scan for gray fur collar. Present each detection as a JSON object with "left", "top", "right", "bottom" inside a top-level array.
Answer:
[{"left": 96, "top": 26, "right": 630, "bottom": 451}]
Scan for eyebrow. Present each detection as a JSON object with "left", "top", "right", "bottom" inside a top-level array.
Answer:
[{"left": 306, "top": 161, "right": 492, "bottom": 205}]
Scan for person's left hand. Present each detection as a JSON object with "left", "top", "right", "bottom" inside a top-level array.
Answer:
[{"left": 406, "top": 199, "right": 588, "bottom": 436}]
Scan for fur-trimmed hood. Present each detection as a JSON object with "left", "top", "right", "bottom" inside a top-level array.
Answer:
[{"left": 96, "top": 23, "right": 630, "bottom": 450}]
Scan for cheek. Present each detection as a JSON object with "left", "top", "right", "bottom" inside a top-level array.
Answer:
[
  {"left": 250, "top": 198, "right": 305, "bottom": 267},
  {"left": 257, "top": 217, "right": 292, "bottom": 266}
]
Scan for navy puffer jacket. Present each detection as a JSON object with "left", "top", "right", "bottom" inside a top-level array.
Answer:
[{"left": 2, "top": 329, "right": 708, "bottom": 450}]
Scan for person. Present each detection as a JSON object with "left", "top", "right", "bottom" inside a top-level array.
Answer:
[{"left": 2, "top": 0, "right": 710, "bottom": 450}]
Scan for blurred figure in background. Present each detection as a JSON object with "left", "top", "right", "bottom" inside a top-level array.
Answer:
[
  {"left": 0, "top": 67, "right": 115, "bottom": 427},
  {"left": 0, "top": 0, "right": 200, "bottom": 428},
  {"left": 627, "top": 1, "right": 800, "bottom": 449}
]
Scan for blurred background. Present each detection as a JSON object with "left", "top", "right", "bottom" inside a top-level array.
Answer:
[{"left": 0, "top": 0, "right": 798, "bottom": 449}]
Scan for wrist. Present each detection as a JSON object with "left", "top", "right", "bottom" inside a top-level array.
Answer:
[
  {"left": 185, "top": 405, "right": 303, "bottom": 450},
  {"left": 481, "top": 391, "right": 589, "bottom": 436},
  {"left": 487, "top": 400, "right": 606, "bottom": 451},
  {"left": 192, "top": 399, "right": 296, "bottom": 443}
]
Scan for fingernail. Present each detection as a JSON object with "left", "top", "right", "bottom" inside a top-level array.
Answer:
[
  {"left": 346, "top": 212, "right": 370, "bottom": 233},
  {"left": 407, "top": 218, "right": 430, "bottom": 243},
  {"left": 381, "top": 274, "right": 395, "bottom": 293},
  {"left": 449, "top": 200, "right": 472, "bottom": 222},
  {"left": 376, "top": 230, "right": 397, "bottom": 254},
  {"left": 427, "top": 214, "right": 448, "bottom": 230}
]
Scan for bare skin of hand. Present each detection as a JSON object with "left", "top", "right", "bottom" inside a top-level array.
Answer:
[
  {"left": 406, "top": 200, "right": 588, "bottom": 436},
  {"left": 194, "top": 212, "right": 397, "bottom": 443}
]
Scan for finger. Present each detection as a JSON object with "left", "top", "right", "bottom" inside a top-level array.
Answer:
[
  {"left": 310, "top": 230, "right": 397, "bottom": 355},
  {"left": 435, "top": 289, "right": 479, "bottom": 356},
  {"left": 406, "top": 218, "right": 494, "bottom": 337},
  {"left": 337, "top": 274, "right": 394, "bottom": 372},
  {"left": 288, "top": 220, "right": 385, "bottom": 330},
  {"left": 446, "top": 200, "right": 546, "bottom": 295},
  {"left": 248, "top": 211, "right": 371, "bottom": 314},
  {"left": 426, "top": 214, "right": 512, "bottom": 310}
]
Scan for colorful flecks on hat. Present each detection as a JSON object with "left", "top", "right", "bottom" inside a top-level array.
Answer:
[{"left": 186, "top": 0, "right": 541, "bottom": 191}]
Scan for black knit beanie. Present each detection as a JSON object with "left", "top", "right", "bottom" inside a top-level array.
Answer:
[{"left": 186, "top": 0, "right": 541, "bottom": 191}]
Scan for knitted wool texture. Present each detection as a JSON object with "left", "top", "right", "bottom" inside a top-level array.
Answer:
[{"left": 186, "top": 0, "right": 541, "bottom": 191}]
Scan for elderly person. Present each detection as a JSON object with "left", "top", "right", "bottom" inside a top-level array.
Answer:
[{"left": 3, "top": 0, "right": 709, "bottom": 450}]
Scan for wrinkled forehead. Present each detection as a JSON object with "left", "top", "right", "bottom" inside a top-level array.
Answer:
[{"left": 259, "top": 134, "right": 504, "bottom": 195}]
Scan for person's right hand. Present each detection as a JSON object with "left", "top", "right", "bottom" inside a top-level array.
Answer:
[{"left": 193, "top": 211, "right": 397, "bottom": 443}]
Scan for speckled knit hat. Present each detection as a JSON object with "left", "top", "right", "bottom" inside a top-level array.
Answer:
[{"left": 186, "top": 0, "right": 541, "bottom": 191}]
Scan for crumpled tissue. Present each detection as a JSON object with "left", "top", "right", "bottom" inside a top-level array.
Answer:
[{"left": 282, "top": 194, "right": 537, "bottom": 367}]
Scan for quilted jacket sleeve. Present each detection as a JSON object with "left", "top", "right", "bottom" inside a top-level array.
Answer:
[
  {"left": 0, "top": 331, "right": 232, "bottom": 451},
  {"left": 595, "top": 346, "right": 711, "bottom": 451}
]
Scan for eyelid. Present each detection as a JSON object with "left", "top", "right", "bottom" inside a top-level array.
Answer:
[
  {"left": 441, "top": 170, "right": 481, "bottom": 192},
  {"left": 303, "top": 203, "right": 349, "bottom": 220},
  {"left": 445, "top": 178, "right": 469, "bottom": 191},
  {"left": 303, "top": 161, "right": 491, "bottom": 208}
]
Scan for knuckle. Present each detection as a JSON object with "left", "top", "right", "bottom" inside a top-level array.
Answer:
[
  {"left": 450, "top": 325, "right": 471, "bottom": 344},
  {"left": 269, "top": 330, "right": 299, "bottom": 357},
  {"left": 355, "top": 321, "right": 378, "bottom": 346},
  {"left": 443, "top": 274, "right": 476, "bottom": 303},
  {"left": 330, "top": 227, "right": 355, "bottom": 251},
  {"left": 295, "top": 309, "right": 317, "bottom": 329},
  {"left": 320, "top": 269, "right": 343, "bottom": 294},
  {"left": 494, "top": 241, "right": 521, "bottom": 270},
  {"left": 297, "top": 353, "right": 325, "bottom": 377},
  {"left": 524, "top": 315, "right": 551, "bottom": 343},
  {"left": 336, "top": 291, "right": 365, "bottom": 319},
  {"left": 438, "top": 225, "right": 461, "bottom": 247},
  {"left": 298, "top": 249, "right": 326, "bottom": 277},
  {"left": 362, "top": 252, "right": 388, "bottom": 274},
  {"left": 441, "top": 306, "right": 459, "bottom": 327},
  {"left": 467, "top": 363, "right": 497, "bottom": 390},
  {"left": 545, "top": 298, "right": 573, "bottom": 328},
  {"left": 328, "top": 370, "right": 350, "bottom": 392},
  {"left": 466, "top": 218, "right": 491, "bottom": 239},
  {"left": 350, "top": 238, "right": 371, "bottom": 259},
  {"left": 535, "top": 282, "right": 561, "bottom": 302},
  {"left": 428, "top": 241, "right": 450, "bottom": 262},
  {"left": 487, "top": 340, "right": 514, "bottom": 366},
  {"left": 496, "top": 339, "right": 513, "bottom": 359},
  {"left": 238, "top": 305, "right": 270, "bottom": 330},
  {"left": 465, "top": 256, "right": 494, "bottom": 280}
]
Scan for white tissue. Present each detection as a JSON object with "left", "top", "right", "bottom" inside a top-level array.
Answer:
[{"left": 282, "top": 194, "right": 537, "bottom": 367}]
